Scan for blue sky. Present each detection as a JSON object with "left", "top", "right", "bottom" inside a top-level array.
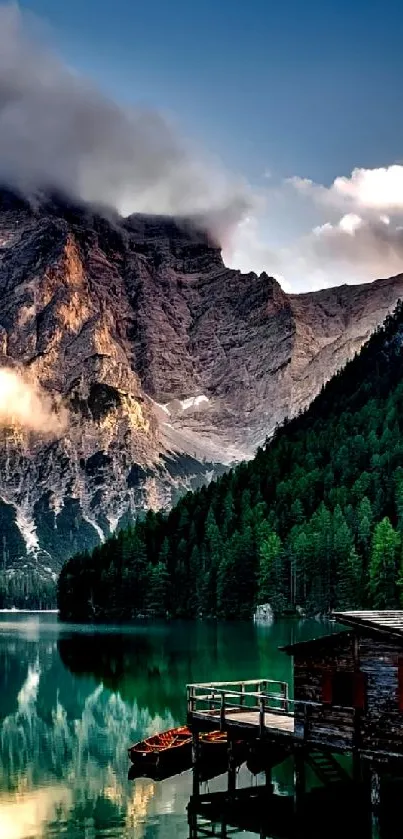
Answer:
[
  {"left": 18, "top": 0, "right": 403, "bottom": 183},
  {"left": 13, "top": 0, "right": 403, "bottom": 289}
]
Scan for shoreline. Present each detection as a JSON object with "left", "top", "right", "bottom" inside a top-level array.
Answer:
[{"left": 0, "top": 609, "right": 59, "bottom": 614}]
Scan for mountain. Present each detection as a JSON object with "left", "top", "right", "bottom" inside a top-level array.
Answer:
[
  {"left": 58, "top": 302, "right": 403, "bottom": 621},
  {"left": 1, "top": 187, "right": 403, "bottom": 583}
]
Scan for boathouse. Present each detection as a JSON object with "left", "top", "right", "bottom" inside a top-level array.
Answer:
[
  {"left": 187, "top": 611, "right": 403, "bottom": 836},
  {"left": 188, "top": 611, "right": 403, "bottom": 759},
  {"left": 283, "top": 610, "right": 403, "bottom": 756}
]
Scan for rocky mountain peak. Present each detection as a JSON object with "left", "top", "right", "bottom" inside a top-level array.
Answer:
[{"left": 0, "top": 186, "right": 402, "bottom": 576}]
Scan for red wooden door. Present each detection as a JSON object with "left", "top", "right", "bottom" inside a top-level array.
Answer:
[{"left": 322, "top": 671, "right": 333, "bottom": 704}]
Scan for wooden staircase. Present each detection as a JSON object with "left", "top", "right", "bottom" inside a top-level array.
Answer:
[{"left": 306, "top": 750, "right": 350, "bottom": 786}]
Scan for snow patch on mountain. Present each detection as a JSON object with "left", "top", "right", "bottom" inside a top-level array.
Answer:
[
  {"left": 82, "top": 516, "right": 106, "bottom": 543},
  {"left": 179, "top": 394, "right": 209, "bottom": 411},
  {"left": 107, "top": 515, "right": 120, "bottom": 534},
  {"left": 15, "top": 505, "right": 39, "bottom": 554},
  {"left": 149, "top": 397, "right": 171, "bottom": 416}
]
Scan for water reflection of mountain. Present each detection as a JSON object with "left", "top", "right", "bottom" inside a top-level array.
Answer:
[
  {"left": 0, "top": 625, "right": 190, "bottom": 838},
  {"left": 0, "top": 617, "right": 328, "bottom": 839}
]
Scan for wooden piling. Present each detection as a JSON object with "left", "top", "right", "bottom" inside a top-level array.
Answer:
[
  {"left": 192, "top": 729, "right": 200, "bottom": 797},
  {"left": 369, "top": 763, "right": 381, "bottom": 839},
  {"left": 294, "top": 746, "right": 305, "bottom": 815},
  {"left": 227, "top": 736, "right": 236, "bottom": 795}
]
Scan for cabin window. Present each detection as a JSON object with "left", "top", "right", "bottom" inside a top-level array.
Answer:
[
  {"left": 332, "top": 673, "right": 355, "bottom": 707},
  {"left": 321, "top": 671, "right": 366, "bottom": 708}
]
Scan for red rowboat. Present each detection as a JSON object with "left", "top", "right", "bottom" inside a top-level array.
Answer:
[
  {"left": 128, "top": 726, "right": 246, "bottom": 781},
  {"left": 128, "top": 725, "right": 192, "bottom": 773}
]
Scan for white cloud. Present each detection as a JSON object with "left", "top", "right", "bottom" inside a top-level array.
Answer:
[
  {"left": 223, "top": 215, "right": 281, "bottom": 277},
  {"left": 302, "top": 214, "right": 403, "bottom": 277},
  {"left": 223, "top": 166, "right": 403, "bottom": 292},
  {"left": 0, "top": 367, "right": 67, "bottom": 435},
  {"left": 338, "top": 213, "right": 363, "bottom": 234},
  {"left": 332, "top": 165, "right": 403, "bottom": 211},
  {"left": 287, "top": 164, "right": 403, "bottom": 216},
  {"left": 0, "top": 3, "right": 252, "bottom": 235}
]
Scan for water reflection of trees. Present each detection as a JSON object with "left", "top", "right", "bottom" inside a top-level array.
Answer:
[{"left": 57, "top": 620, "right": 298, "bottom": 721}]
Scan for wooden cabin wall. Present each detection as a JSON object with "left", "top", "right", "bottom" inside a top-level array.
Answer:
[
  {"left": 293, "top": 633, "right": 355, "bottom": 750},
  {"left": 358, "top": 634, "right": 403, "bottom": 755}
]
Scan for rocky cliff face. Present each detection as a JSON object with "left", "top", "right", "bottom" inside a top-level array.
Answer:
[{"left": 0, "top": 188, "right": 402, "bottom": 575}]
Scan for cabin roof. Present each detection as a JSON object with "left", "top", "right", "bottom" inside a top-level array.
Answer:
[
  {"left": 282, "top": 611, "right": 403, "bottom": 654},
  {"left": 333, "top": 610, "right": 403, "bottom": 638},
  {"left": 281, "top": 629, "right": 351, "bottom": 654}
]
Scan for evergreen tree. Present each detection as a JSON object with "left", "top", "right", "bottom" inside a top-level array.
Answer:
[
  {"left": 369, "top": 517, "right": 400, "bottom": 608},
  {"left": 121, "top": 528, "right": 148, "bottom": 613},
  {"left": 332, "top": 505, "right": 354, "bottom": 604},
  {"left": 356, "top": 496, "right": 373, "bottom": 556},
  {"left": 336, "top": 546, "right": 363, "bottom": 610},
  {"left": 146, "top": 562, "right": 170, "bottom": 616},
  {"left": 259, "top": 532, "right": 285, "bottom": 613},
  {"left": 221, "top": 489, "right": 235, "bottom": 539},
  {"left": 204, "top": 509, "right": 223, "bottom": 616},
  {"left": 216, "top": 541, "right": 238, "bottom": 618},
  {"left": 394, "top": 468, "right": 403, "bottom": 531}
]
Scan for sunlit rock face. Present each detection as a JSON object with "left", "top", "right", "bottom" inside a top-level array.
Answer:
[{"left": 1, "top": 187, "right": 403, "bottom": 574}]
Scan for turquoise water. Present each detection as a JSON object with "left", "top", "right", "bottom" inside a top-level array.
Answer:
[{"left": 0, "top": 614, "right": 335, "bottom": 839}]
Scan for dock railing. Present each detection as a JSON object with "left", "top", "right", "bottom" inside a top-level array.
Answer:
[
  {"left": 187, "top": 679, "right": 291, "bottom": 734},
  {"left": 187, "top": 679, "right": 359, "bottom": 740}
]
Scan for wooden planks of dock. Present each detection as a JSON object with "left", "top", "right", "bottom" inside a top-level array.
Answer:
[{"left": 191, "top": 707, "right": 295, "bottom": 735}]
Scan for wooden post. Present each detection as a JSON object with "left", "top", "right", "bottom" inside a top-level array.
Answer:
[
  {"left": 259, "top": 695, "right": 265, "bottom": 735},
  {"left": 369, "top": 764, "right": 381, "bottom": 839},
  {"left": 189, "top": 685, "right": 196, "bottom": 714},
  {"left": 284, "top": 681, "right": 290, "bottom": 714},
  {"left": 188, "top": 807, "right": 198, "bottom": 839},
  {"left": 294, "top": 746, "right": 306, "bottom": 816},
  {"left": 302, "top": 702, "right": 312, "bottom": 742},
  {"left": 220, "top": 691, "right": 226, "bottom": 730},
  {"left": 352, "top": 749, "right": 362, "bottom": 785},
  {"left": 227, "top": 736, "right": 236, "bottom": 795},
  {"left": 192, "top": 729, "right": 200, "bottom": 797},
  {"left": 265, "top": 762, "right": 272, "bottom": 792}
]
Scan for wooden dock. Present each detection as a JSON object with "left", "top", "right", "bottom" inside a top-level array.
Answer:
[
  {"left": 186, "top": 611, "right": 403, "bottom": 838},
  {"left": 187, "top": 678, "right": 294, "bottom": 737},
  {"left": 186, "top": 677, "right": 380, "bottom": 837}
]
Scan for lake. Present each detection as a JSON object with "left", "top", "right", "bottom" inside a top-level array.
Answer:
[{"left": 0, "top": 614, "right": 335, "bottom": 839}]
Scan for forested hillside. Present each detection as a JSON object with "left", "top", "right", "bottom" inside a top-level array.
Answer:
[{"left": 58, "top": 302, "right": 403, "bottom": 621}]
